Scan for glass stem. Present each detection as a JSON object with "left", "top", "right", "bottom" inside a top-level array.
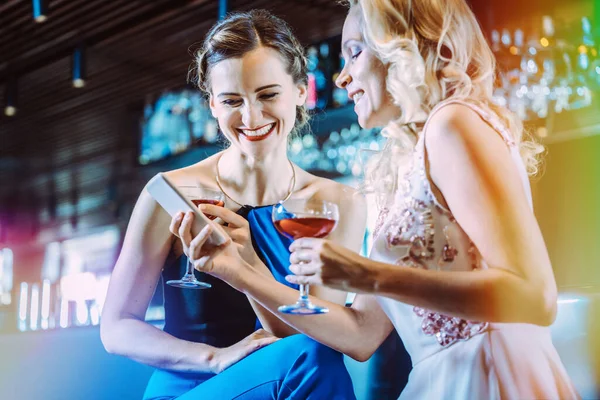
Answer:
[
  {"left": 299, "top": 284, "right": 309, "bottom": 302},
  {"left": 185, "top": 258, "right": 195, "bottom": 279}
]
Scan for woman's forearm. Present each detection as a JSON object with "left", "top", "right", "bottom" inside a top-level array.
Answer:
[
  {"left": 100, "top": 317, "right": 216, "bottom": 373},
  {"left": 368, "top": 259, "right": 556, "bottom": 326},
  {"left": 247, "top": 296, "right": 300, "bottom": 337},
  {"left": 236, "top": 266, "right": 387, "bottom": 361},
  {"left": 242, "top": 261, "right": 300, "bottom": 337}
]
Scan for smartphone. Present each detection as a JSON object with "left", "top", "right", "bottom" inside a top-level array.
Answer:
[{"left": 146, "top": 173, "right": 228, "bottom": 246}]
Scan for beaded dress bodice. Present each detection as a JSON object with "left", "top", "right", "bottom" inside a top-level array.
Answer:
[{"left": 370, "top": 99, "right": 532, "bottom": 364}]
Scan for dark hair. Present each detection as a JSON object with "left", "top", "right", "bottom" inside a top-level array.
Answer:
[{"left": 189, "top": 9, "right": 310, "bottom": 132}]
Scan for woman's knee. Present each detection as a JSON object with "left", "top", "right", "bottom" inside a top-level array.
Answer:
[
  {"left": 280, "top": 334, "right": 336, "bottom": 354},
  {"left": 278, "top": 334, "right": 320, "bottom": 349},
  {"left": 275, "top": 335, "right": 355, "bottom": 398},
  {"left": 279, "top": 335, "right": 345, "bottom": 369}
]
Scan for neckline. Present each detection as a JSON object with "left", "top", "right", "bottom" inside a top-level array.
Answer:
[
  {"left": 234, "top": 203, "right": 278, "bottom": 218},
  {"left": 237, "top": 204, "right": 275, "bottom": 210},
  {"left": 215, "top": 152, "right": 296, "bottom": 208}
]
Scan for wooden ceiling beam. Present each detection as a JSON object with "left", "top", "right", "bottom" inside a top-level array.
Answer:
[
  {"left": 0, "top": 0, "right": 132, "bottom": 66},
  {"left": 0, "top": 0, "right": 185, "bottom": 81}
]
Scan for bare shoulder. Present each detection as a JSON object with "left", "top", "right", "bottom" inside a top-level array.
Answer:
[
  {"left": 425, "top": 103, "right": 505, "bottom": 153},
  {"left": 424, "top": 102, "right": 525, "bottom": 213},
  {"left": 138, "top": 151, "right": 222, "bottom": 221},
  {"left": 133, "top": 152, "right": 224, "bottom": 256}
]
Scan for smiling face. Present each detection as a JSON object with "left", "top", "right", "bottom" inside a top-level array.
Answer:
[
  {"left": 208, "top": 46, "right": 307, "bottom": 159},
  {"left": 335, "top": 7, "right": 400, "bottom": 129}
]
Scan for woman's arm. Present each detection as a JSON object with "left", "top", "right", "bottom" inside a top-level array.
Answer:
[
  {"left": 289, "top": 104, "right": 557, "bottom": 326},
  {"left": 101, "top": 185, "right": 276, "bottom": 373},
  {"left": 301, "top": 251, "right": 555, "bottom": 326},
  {"left": 179, "top": 194, "right": 394, "bottom": 362},
  {"left": 423, "top": 104, "right": 557, "bottom": 325},
  {"left": 100, "top": 188, "right": 217, "bottom": 372},
  {"left": 196, "top": 245, "right": 393, "bottom": 362},
  {"left": 241, "top": 272, "right": 392, "bottom": 362}
]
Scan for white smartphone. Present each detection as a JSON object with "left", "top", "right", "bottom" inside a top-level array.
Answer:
[{"left": 146, "top": 173, "right": 228, "bottom": 246}]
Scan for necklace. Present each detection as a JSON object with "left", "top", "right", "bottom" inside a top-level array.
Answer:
[{"left": 214, "top": 153, "right": 296, "bottom": 207}]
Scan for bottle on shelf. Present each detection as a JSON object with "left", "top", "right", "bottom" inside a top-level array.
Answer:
[{"left": 306, "top": 46, "right": 320, "bottom": 110}]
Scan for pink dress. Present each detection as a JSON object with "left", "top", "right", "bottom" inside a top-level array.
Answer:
[{"left": 370, "top": 100, "right": 579, "bottom": 399}]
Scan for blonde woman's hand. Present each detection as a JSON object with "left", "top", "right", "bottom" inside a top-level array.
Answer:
[{"left": 287, "top": 238, "right": 376, "bottom": 293}]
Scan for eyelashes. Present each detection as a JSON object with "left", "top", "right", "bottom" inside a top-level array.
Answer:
[
  {"left": 351, "top": 50, "right": 362, "bottom": 60},
  {"left": 222, "top": 99, "right": 242, "bottom": 106},
  {"left": 221, "top": 93, "right": 279, "bottom": 107}
]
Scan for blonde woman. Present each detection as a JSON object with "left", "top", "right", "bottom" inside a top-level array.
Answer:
[{"left": 284, "top": 0, "right": 579, "bottom": 398}]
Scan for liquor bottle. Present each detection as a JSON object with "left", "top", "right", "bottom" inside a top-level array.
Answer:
[
  {"left": 572, "top": 17, "right": 594, "bottom": 109},
  {"left": 316, "top": 42, "right": 333, "bottom": 109},
  {"left": 306, "top": 46, "right": 319, "bottom": 110},
  {"left": 576, "top": 17, "right": 593, "bottom": 73},
  {"left": 491, "top": 29, "right": 501, "bottom": 53}
]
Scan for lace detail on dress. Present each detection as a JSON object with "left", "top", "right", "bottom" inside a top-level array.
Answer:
[
  {"left": 373, "top": 206, "right": 390, "bottom": 239},
  {"left": 383, "top": 197, "right": 435, "bottom": 260},
  {"left": 391, "top": 253, "right": 489, "bottom": 347},
  {"left": 413, "top": 306, "right": 489, "bottom": 347}
]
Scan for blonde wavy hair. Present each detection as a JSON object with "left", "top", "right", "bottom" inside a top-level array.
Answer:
[{"left": 345, "top": 0, "right": 544, "bottom": 196}]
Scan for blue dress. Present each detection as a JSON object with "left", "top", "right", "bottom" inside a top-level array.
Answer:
[{"left": 143, "top": 205, "right": 357, "bottom": 400}]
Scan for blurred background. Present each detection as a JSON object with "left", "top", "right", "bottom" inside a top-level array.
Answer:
[{"left": 0, "top": 0, "right": 599, "bottom": 399}]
